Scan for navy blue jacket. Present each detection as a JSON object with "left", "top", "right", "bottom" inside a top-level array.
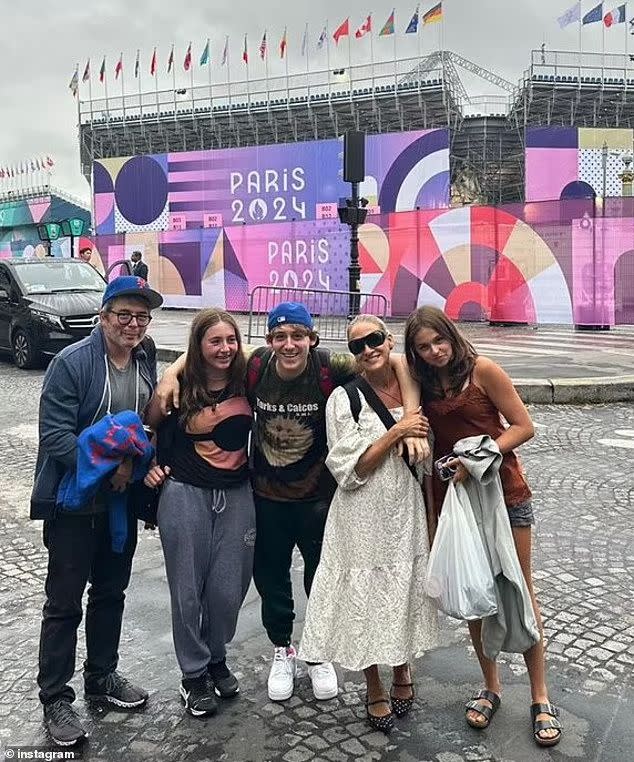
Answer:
[{"left": 30, "top": 326, "right": 157, "bottom": 520}]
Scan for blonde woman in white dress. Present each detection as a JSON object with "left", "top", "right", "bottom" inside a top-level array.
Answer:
[{"left": 299, "top": 316, "right": 439, "bottom": 733}]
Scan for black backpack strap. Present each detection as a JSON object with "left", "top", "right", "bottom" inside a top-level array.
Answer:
[
  {"left": 353, "top": 377, "right": 419, "bottom": 483},
  {"left": 342, "top": 380, "right": 362, "bottom": 423}
]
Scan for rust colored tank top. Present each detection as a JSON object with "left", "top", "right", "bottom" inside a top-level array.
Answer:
[{"left": 424, "top": 382, "right": 532, "bottom": 517}]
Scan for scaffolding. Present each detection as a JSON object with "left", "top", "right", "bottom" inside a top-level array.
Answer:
[
  {"left": 77, "top": 48, "right": 634, "bottom": 208},
  {"left": 78, "top": 55, "right": 461, "bottom": 181}
]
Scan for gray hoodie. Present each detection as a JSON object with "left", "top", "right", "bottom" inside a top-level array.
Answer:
[{"left": 454, "top": 434, "right": 540, "bottom": 660}]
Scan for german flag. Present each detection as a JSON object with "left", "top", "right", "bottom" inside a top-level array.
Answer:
[{"left": 423, "top": 2, "right": 443, "bottom": 24}]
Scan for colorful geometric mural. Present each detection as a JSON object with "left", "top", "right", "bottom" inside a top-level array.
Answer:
[
  {"left": 525, "top": 127, "right": 634, "bottom": 202},
  {"left": 89, "top": 199, "right": 634, "bottom": 326},
  {"left": 0, "top": 193, "right": 91, "bottom": 260},
  {"left": 93, "top": 129, "right": 451, "bottom": 234}
]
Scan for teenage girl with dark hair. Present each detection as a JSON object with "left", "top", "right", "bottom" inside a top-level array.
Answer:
[{"left": 404, "top": 306, "right": 561, "bottom": 749}]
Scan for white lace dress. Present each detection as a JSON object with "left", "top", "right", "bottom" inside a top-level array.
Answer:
[{"left": 299, "top": 386, "right": 439, "bottom": 671}]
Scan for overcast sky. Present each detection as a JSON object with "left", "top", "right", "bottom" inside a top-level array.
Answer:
[{"left": 0, "top": 0, "right": 630, "bottom": 204}]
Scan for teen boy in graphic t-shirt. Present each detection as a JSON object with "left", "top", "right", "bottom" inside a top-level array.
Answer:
[{"left": 249, "top": 304, "right": 355, "bottom": 703}]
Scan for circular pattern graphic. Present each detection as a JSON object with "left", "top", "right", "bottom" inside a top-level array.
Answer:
[
  {"left": 115, "top": 156, "right": 168, "bottom": 226},
  {"left": 93, "top": 161, "right": 114, "bottom": 194}
]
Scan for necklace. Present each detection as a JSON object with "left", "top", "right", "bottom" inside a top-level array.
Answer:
[
  {"left": 207, "top": 385, "right": 228, "bottom": 411},
  {"left": 367, "top": 369, "right": 402, "bottom": 405}
]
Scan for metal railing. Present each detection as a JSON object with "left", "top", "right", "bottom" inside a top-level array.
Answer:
[
  {"left": 247, "top": 286, "right": 388, "bottom": 343},
  {"left": 78, "top": 54, "right": 446, "bottom": 126}
]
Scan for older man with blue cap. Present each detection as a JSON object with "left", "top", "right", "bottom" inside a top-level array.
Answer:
[{"left": 31, "top": 276, "right": 162, "bottom": 746}]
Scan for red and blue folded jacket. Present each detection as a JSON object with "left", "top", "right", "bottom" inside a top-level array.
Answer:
[{"left": 56, "top": 410, "right": 154, "bottom": 552}]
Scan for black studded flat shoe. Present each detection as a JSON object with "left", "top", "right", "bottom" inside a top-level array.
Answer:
[
  {"left": 390, "top": 681, "right": 415, "bottom": 718},
  {"left": 366, "top": 697, "right": 395, "bottom": 734}
]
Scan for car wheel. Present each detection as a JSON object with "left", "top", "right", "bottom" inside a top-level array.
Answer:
[{"left": 12, "top": 329, "right": 41, "bottom": 369}]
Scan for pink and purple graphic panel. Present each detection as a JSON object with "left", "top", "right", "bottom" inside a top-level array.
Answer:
[
  {"left": 93, "top": 129, "right": 450, "bottom": 234},
  {"left": 525, "top": 126, "right": 634, "bottom": 202}
]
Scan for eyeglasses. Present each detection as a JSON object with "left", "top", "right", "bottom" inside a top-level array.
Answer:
[
  {"left": 347, "top": 330, "right": 387, "bottom": 356},
  {"left": 109, "top": 310, "right": 152, "bottom": 327}
]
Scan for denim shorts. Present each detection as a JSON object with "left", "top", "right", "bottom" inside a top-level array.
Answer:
[{"left": 507, "top": 501, "right": 535, "bottom": 527}]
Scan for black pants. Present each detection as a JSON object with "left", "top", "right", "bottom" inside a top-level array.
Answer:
[
  {"left": 37, "top": 510, "right": 137, "bottom": 705},
  {"left": 253, "top": 495, "right": 329, "bottom": 647}
]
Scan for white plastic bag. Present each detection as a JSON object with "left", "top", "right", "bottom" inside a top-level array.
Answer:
[{"left": 424, "top": 482, "right": 498, "bottom": 620}]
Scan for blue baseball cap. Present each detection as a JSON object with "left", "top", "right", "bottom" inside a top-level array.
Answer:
[
  {"left": 102, "top": 275, "right": 163, "bottom": 310},
  {"left": 267, "top": 302, "right": 314, "bottom": 332}
]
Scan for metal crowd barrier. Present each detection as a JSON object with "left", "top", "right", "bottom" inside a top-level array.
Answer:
[{"left": 247, "top": 286, "right": 388, "bottom": 343}]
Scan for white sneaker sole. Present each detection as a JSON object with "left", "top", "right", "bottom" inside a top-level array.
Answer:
[
  {"left": 179, "top": 686, "right": 217, "bottom": 716},
  {"left": 49, "top": 733, "right": 87, "bottom": 747},
  {"left": 268, "top": 682, "right": 295, "bottom": 702},
  {"left": 312, "top": 685, "right": 339, "bottom": 700},
  {"left": 86, "top": 694, "right": 147, "bottom": 709}
]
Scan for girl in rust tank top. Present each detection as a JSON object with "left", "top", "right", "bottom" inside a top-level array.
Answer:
[{"left": 403, "top": 306, "right": 561, "bottom": 749}]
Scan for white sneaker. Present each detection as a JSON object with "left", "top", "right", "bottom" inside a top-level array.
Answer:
[
  {"left": 267, "top": 646, "right": 297, "bottom": 701},
  {"left": 307, "top": 662, "right": 338, "bottom": 700}
]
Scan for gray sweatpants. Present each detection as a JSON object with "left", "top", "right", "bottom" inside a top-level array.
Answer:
[{"left": 157, "top": 478, "right": 256, "bottom": 679}]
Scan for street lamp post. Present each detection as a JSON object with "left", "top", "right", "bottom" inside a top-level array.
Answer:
[{"left": 337, "top": 131, "right": 368, "bottom": 318}]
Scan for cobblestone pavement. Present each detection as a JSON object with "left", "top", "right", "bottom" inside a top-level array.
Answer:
[
  {"left": 0, "top": 359, "right": 633, "bottom": 761},
  {"left": 149, "top": 310, "right": 634, "bottom": 381}
]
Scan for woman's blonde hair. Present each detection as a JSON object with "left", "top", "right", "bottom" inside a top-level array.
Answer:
[{"left": 347, "top": 314, "right": 389, "bottom": 338}]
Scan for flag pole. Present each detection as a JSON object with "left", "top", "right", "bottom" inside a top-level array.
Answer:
[
  {"left": 120, "top": 52, "right": 126, "bottom": 120},
  {"left": 625, "top": 10, "right": 629, "bottom": 70},
  {"left": 137, "top": 50, "right": 143, "bottom": 117},
  {"left": 347, "top": 25, "right": 352, "bottom": 86},
  {"left": 602, "top": 18, "right": 606, "bottom": 79},
  {"left": 369, "top": 14, "right": 375, "bottom": 91},
  {"left": 154, "top": 47, "right": 160, "bottom": 116},
  {"left": 189, "top": 43, "right": 195, "bottom": 115},
  {"left": 172, "top": 45, "right": 177, "bottom": 114},
  {"left": 227, "top": 38, "right": 232, "bottom": 109},
  {"left": 417, "top": 5, "right": 422, "bottom": 65},
  {"left": 304, "top": 23, "right": 310, "bottom": 91},
  {"left": 579, "top": 16, "right": 582, "bottom": 70},
  {"left": 104, "top": 57, "right": 111, "bottom": 122},
  {"left": 246, "top": 36, "right": 251, "bottom": 107},
  {"left": 393, "top": 14, "right": 398, "bottom": 88},
  {"left": 326, "top": 21, "right": 332, "bottom": 97},
  {"left": 264, "top": 32, "right": 270, "bottom": 102},
  {"left": 207, "top": 39, "right": 213, "bottom": 111},
  {"left": 285, "top": 31, "right": 290, "bottom": 101},
  {"left": 87, "top": 58, "right": 94, "bottom": 125}
]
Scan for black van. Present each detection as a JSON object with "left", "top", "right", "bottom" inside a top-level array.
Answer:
[{"left": 0, "top": 258, "right": 106, "bottom": 369}]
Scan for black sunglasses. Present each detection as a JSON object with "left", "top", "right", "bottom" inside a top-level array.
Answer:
[{"left": 348, "top": 330, "right": 387, "bottom": 356}]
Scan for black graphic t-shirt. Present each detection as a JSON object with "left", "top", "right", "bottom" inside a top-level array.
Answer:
[
  {"left": 158, "top": 392, "right": 252, "bottom": 489},
  {"left": 252, "top": 352, "right": 355, "bottom": 501}
]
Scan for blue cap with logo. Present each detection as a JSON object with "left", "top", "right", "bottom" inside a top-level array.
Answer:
[
  {"left": 267, "top": 302, "right": 314, "bottom": 332},
  {"left": 102, "top": 275, "right": 163, "bottom": 310}
]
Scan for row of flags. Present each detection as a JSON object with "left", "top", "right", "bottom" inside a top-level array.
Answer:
[
  {"left": 0, "top": 157, "right": 55, "bottom": 179},
  {"left": 69, "top": 3, "right": 444, "bottom": 96},
  {"left": 558, "top": 2, "right": 633, "bottom": 29}
]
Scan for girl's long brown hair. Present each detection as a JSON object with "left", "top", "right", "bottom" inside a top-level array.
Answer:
[
  {"left": 404, "top": 306, "right": 477, "bottom": 400},
  {"left": 179, "top": 308, "right": 246, "bottom": 424}
]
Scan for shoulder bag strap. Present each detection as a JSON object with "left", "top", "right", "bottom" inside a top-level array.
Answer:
[{"left": 353, "top": 377, "right": 419, "bottom": 483}]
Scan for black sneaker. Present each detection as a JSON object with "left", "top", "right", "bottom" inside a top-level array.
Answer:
[
  {"left": 43, "top": 699, "right": 87, "bottom": 747},
  {"left": 84, "top": 671, "right": 148, "bottom": 709},
  {"left": 208, "top": 659, "right": 239, "bottom": 698},
  {"left": 180, "top": 674, "right": 218, "bottom": 717}
]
